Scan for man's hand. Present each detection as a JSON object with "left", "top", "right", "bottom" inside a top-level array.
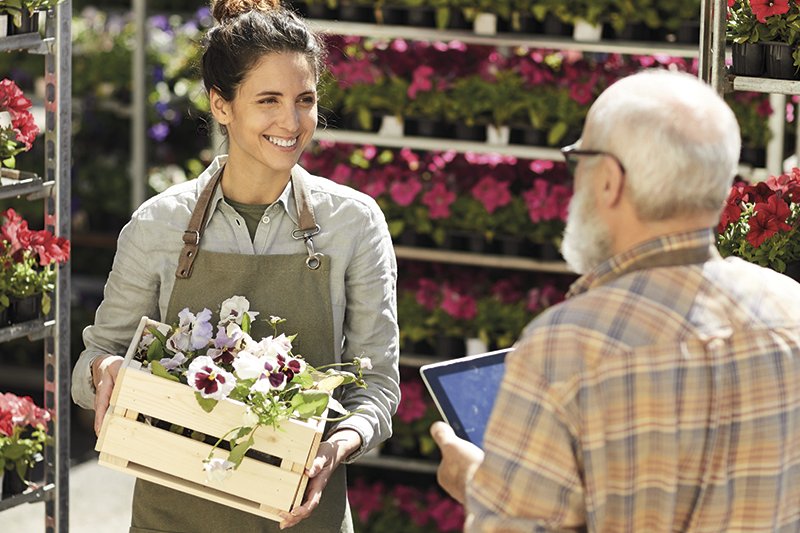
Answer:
[
  {"left": 92, "top": 355, "right": 124, "bottom": 436},
  {"left": 430, "top": 421, "right": 485, "bottom": 504},
  {"left": 279, "top": 428, "right": 361, "bottom": 529}
]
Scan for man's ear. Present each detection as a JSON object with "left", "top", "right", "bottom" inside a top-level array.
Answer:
[
  {"left": 599, "top": 157, "right": 625, "bottom": 208},
  {"left": 209, "top": 88, "right": 231, "bottom": 125}
]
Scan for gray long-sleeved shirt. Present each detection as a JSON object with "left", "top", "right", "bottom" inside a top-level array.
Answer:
[{"left": 72, "top": 156, "right": 400, "bottom": 460}]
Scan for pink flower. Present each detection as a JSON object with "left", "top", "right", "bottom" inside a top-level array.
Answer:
[
  {"left": 529, "top": 160, "right": 555, "bottom": 174},
  {"left": 415, "top": 278, "right": 439, "bottom": 310},
  {"left": 348, "top": 478, "right": 385, "bottom": 523},
  {"left": 422, "top": 182, "right": 456, "bottom": 219},
  {"left": 491, "top": 279, "right": 522, "bottom": 305},
  {"left": 522, "top": 179, "right": 551, "bottom": 223},
  {"left": 441, "top": 287, "right": 477, "bottom": 320},
  {"left": 471, "top": 176, "right": 512, "bottom": 214},
  {"left": 389, "top": 178, "right": 422, "bottom": 206},
  {"left": 396, "top": 380, "right": 428, "bottom": 423},
  {"left": 408, "top": 65, "right": 435, "bottom": 99}
]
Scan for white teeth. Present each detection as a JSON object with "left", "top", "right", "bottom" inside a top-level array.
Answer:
[{"left": 268, "top": 136, "right": 297, "bottom": 148}]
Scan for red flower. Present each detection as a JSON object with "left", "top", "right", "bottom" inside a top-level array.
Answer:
[
  {"left": 1, "top": 207, "right": 33, "bottom": 259},
  {"left": 471, "top": 176, "right": 512, "bottom": 214},
  {"left": 422, "top": 182, "right": 456, "bottom": 219},
  {"left": 29, "top": 230, "right": 70, "bottom": 266},
  {"left": 746, "top": 195, "right": 793, "bottom": 247},
  {"left": 0, "top": 409, "right": 13, "bottom": 437},
  {"left": 415, "top": 278, "right": 439, "bottom": 311},
  {"left": 749, "top": 0, "right": 790, "bottom": 23},
  {"left": 718, "top": 201, "right": 743, "bottom": 233}
]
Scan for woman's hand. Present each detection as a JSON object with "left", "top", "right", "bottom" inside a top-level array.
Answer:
[
  {"left": 279, "top": 428, "right": 361, "bottom": 530},
  {"left": 92, "top": 355, "right": 125, "bottom": 436}
]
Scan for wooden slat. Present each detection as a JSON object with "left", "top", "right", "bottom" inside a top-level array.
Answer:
[
  {"left": 112, "top": 367, "right": 322, "bottom": 464},
  {"left": 99, "top": 459, "right": 285, "bottom": 522},
  {"left": 98, "top": 414, "right": 301, "bottom": 512}
]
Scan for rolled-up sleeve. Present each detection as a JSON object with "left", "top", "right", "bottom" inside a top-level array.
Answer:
[
  {"left": 329, "top": 200, "right": 400, "bottom": 461},
  {"left": 71, "top": 216, "right": 160, "bottom": 409}
]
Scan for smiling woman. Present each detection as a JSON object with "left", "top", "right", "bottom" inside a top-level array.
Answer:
[{"left": 71, "top": 1, "right": 400, "bottom": 533}]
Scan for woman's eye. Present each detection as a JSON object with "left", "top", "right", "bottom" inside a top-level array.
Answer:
[
  {"left": 259, "top": 97, "right": 278, "bottom": 104},
  {"left": 299, "top": 96, "right": 316, "bottom": 105}
]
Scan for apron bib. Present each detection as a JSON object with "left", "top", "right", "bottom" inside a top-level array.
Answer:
[{"left": 129, "top": 167, "right": 352, "bottom": 533}]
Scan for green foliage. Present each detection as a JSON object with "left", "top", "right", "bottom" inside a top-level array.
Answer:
[{"left": 717, "top": 201, "right": 800, "bottom": 272}]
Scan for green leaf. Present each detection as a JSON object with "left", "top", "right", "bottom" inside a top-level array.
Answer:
[
  {"left": 194, "top": 392, "right": 218, "bottom": 413},
  {"left": 146, "top": 337, "right": 165, "bottom": 362},
  {"left": 150, "top": 361, "right": 180, "bottom": 382},
  {"left": 291, "top": 390, "right": 330, "bottom": 418},
  {"left": 241, "top": 312, "right": 251, "bottom": 334},
  {"left": 228, "top": 434, "right": 255, "bottom": 467}
]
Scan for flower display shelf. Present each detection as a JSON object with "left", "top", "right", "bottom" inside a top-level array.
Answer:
[
  {"left": 394, "top": 246, "right": 572, "bottom": 274},
  {"left": 355, "top": 454, "right": 438, "bottom": 474},
  {"left": 0, "top": 33, "right": 49, "bottom": 54},
  {"left": 314, "top": 128, "right": 563, "bottom": 160},
  {"left": 0, "top": 482, "right": 51, "bottom": 512},
  {"left": 726, "top": 74, "right": 800, "bottom": 96},
  {"left": 0, "top": 169, "right": 50, "bottom": 200},
  {"left": 95, "top": 317, "right": 326, "bottom": 522},
  {"left": 0, "top": 318, "right": 52, "bottom": 343},
  {"left": 309, "top": 19, "right": 699, "bottom": 58}
]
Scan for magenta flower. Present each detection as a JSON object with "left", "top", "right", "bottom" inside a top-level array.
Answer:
[
  {"left": 440, "top": 287, "right": 477, "bottom": 320},
  {"left": 522, "top": 179, "right": 551, "bottom": 223},
  {"left": 422, "top": 182, "right": 456, "bottom": 219},
  {"left": 415, "top": 278, "right": 439, "bottom": 310},
  {"left": 407, "top": 65, "right": 435, "bottom": 99},
  {"left": 396, "top": 380, "right": 428, "bottom": 423},
  {"left": 529, "top": 160, "right": 555, "bottom": 174},
  {"left": 389, "top": 178, "right": 422, "bottom": 206},
  {"left": 471, "top": 176, "right": 512, "bottom": 214}
]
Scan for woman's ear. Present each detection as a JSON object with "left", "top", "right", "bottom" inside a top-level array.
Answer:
[{"left": 209, "top": 88, "right": 231, "bottom": 125}]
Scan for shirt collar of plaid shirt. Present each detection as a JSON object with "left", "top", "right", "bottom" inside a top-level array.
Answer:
[{"left": 567, "top": 228, "right": 720, "bottom": 298}]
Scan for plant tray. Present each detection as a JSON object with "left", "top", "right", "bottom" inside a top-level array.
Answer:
[{"left": 95, "top": 317, "right": 325, "bottom": 522}]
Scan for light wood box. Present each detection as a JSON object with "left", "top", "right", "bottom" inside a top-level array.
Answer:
[{"left": 95, "top": 317, "right": 324, "bottom": 522}]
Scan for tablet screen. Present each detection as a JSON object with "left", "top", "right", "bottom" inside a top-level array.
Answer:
[{"left": 420, "top": 348, "right": 511, "bottom": 447}]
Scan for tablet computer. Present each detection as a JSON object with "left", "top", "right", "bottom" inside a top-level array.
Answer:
[{"left": 419, "top": 348, "right": 512, "bottom": 448}]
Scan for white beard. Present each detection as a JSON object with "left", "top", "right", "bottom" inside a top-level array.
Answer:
[{"left": 560, "top": 184, "right": 613, "bottom": 275}]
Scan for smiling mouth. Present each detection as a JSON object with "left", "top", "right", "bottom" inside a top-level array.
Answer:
[{"left": 267, "top": 136, "right": 298, "bottom": 148}]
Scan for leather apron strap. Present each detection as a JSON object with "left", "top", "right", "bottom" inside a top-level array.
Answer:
[{"left": 175, "top": 166, "right": 322, "bottom": 279}]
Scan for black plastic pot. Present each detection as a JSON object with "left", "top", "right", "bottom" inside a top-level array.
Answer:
[
  {"left": 453, "top": 123, "right": 486, "bottom": 142},
  {"left": 403, "top": 117, "right": 449, "bottom": 138},
  {"left": 406, "top": 7, "right": 436, "bottom": 28},
  {"left": 509, "top": 125, "right": 546, "bottom": 146},
  {"left": 765, "top": 42, "right": 800, "bottom": 80},
  {"left": 9, "top": 295, "right": 42, "bottom": 324},
  {"left": 731, "top": 42, "right": 765, "bottom": 77},
  {"left": 336, "top": 4, "right": 375, "bottom": 23},
  {"left": 8, "top": 10, "right": 38, "bottom": 36}
]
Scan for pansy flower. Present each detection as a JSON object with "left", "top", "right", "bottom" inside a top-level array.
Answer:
[
  {"left": 168, "top": 308, "right": 214, "bottom": 352},
  {"left": 187, "top": 356, "right": 236, "bottom": 400},
  {"left": 207, "top": 325, "right": 242, "bottom": 365},
  {"left": 219, "top": 295, "right": 259, "bottom": 325}
]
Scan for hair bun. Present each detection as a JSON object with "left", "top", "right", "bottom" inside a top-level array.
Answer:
[{"left": 210, "top": 0, "right": 282, "bottom": 23}]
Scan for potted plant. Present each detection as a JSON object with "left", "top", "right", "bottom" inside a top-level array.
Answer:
[
  {"left": 0, "top": 78, "right": 39, "bottom": 172},
  {"left": 717, "top": 169, "right": 800, "bottom": 276},
  {"left": 0, "top": 0, "right": 61, "bottom": 35},
  {"left": 0, "top": 392, "right": 50, "bottom": 496},
  {"left": 0, "top": 208, "right": 70, "bottom": 323}
]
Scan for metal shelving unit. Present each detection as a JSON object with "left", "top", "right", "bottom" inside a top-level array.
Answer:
[
  {"left": 701, "top": 0, "right": 800, "bottom": 175},
  {"left": 0, "top": 3, "right": 71, "bottom": 531}
]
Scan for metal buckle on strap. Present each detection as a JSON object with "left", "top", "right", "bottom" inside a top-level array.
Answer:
[
  {"left": 183, "top": 230, "right": 200, "bottom": 245},
  {"left": 291, "top": 224, "right": 321, "bottom": 240}
]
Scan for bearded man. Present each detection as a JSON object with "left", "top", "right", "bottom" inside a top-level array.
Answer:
[{"left": 431, "top": 70, "right": 800, "bottom": 532}]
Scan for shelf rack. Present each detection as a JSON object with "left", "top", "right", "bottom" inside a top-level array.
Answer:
[
  {"left": 0, "top": 3, "right": 71, "bottom": 531},
  {"left": 394, "top": 246, "right": 571, "bottom": 274},
  {"left": 308, "top": 19, "right": 700, "bottom": 58}
]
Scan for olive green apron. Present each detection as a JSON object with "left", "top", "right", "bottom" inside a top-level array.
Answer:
[{"left": 129, "top": 166, "right": 352, "bottom": 533}]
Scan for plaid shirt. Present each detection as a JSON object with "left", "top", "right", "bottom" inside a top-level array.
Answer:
[{"left": 467, "top": 229, "right": 800, "bottom": 532}]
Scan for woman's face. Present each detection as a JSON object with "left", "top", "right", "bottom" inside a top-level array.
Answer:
[{"left": 212, "top": 52, "right": 317, "bottom": 181}]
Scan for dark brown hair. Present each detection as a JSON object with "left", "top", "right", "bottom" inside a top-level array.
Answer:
[{"left": 202, "top": 0, "right": 326, "bottom": 102}]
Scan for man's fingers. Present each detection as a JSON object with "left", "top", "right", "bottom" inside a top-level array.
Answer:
[{"left": 430, "top": 420, "right": 456, "bottom": 446}]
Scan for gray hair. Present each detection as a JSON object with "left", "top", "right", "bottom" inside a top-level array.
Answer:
[{"left": 584, "top": 70, "right": 741, "bottom": 221}]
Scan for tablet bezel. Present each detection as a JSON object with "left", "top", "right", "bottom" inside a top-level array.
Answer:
[{"left": 419, "top": 348, "right": 512, "bottom": 445}]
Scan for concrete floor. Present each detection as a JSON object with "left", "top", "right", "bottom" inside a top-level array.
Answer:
[{"left": 0, "top": 457, "right": 135, "bottom": 532}]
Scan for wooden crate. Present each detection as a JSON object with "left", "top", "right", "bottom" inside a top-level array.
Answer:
[{"left": 95, "top": 317, "right": 325, "bottom": 521}]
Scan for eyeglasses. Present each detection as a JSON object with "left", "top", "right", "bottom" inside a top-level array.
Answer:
[{"left": 560, "top": 141, "right": 626, "bottom": 178}]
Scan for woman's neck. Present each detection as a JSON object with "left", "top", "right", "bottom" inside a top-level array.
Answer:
[{"left": 220, "top": 159, "right": 291, "bottom": 205}]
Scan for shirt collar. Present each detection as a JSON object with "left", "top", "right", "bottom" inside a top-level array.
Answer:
[
  {"left": 567, "top": 228, "right": 721, "bottom": 298},
  {"left": 199, "top": 155, "right": 303, "bottom": 228}
]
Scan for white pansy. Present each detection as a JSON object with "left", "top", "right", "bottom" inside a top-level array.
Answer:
[
  {"left": 232, "top": 351, "right": 266, "bottom": 380},
  {"left": 220, "top": 296, "right": 259, "bottom": 325},
  {"left": 354, "top": 356, "right": 373, "bottom": 371},
  {"left": 203, "top": 457, "right": 235, "bottom": 483},
  {"left": 242, "top": 408, "right": 259, "bottom": 427}
]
